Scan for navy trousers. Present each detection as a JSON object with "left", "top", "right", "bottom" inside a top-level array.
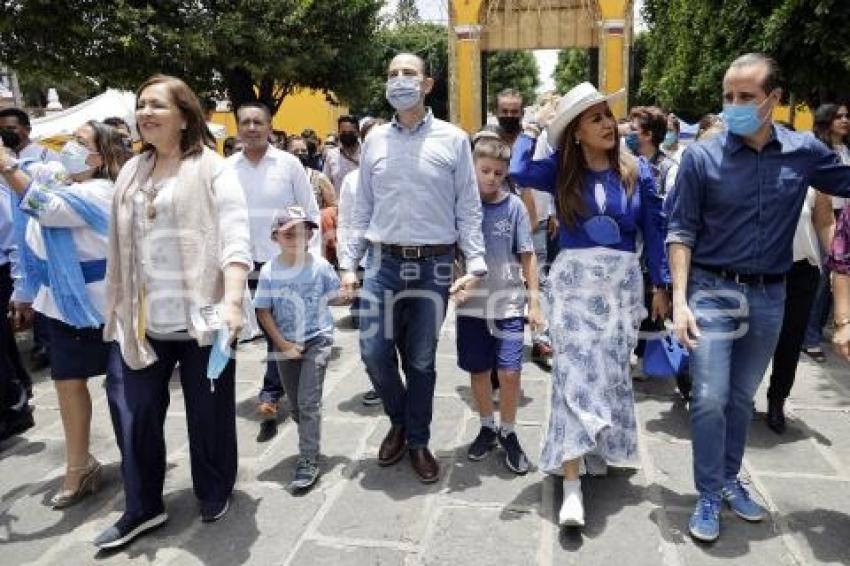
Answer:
[{"left": 105, "top": 336, "right": 237, "bottom": 520}]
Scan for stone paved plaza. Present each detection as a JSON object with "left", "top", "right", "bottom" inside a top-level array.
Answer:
[{"left": 1, "top": 307, "right": 849, "bottom": 565}]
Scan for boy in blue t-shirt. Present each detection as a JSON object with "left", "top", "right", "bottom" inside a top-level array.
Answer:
[
  {"left": 254, "top": 205, "right": 341, "bottom": 491},
  {"left": 454, "top": 134, "right": 544, "bottom": 475}
]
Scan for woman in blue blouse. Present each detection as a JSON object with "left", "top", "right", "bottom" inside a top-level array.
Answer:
[{"left": 510, "top": 83, "right": 670, "bottom": 528}]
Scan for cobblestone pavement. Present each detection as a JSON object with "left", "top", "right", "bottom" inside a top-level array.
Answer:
[{"left": 1, "top": 307, "right": 849, "bottom": 565}]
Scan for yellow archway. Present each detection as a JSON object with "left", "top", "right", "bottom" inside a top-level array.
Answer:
[{"left": 449, "top": 0, "right": 633, "bottom": 132}]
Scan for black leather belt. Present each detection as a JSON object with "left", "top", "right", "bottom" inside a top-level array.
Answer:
[
  {"left": 693, "top": 263, "right": 785, "bottom": 285},
  {"left": 380, "top": 243, "right": 455, "bottom": 260}
]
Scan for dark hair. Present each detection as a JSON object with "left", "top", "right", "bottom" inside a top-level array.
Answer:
[
  {"left": 0, "top": 107, "right": 30, "bottom": 128},
  {"left": 223, "top": 136, "right": 238, "bottom": 153},
  {"left": 103, "top": 116, "right": 129, "bottom": 130},
  {"left": 556, "top": 104, "right": 638, "bottom": 229},
  {"left": 495, "top": 88, "right": 523, "bottom": 110},
  {"left": 236, "top": 101, "right": 272, "bottom": 123},
  {"left": 338, "top": 115, "right": 359, "bottom": 129},
  {"left": 630, "top": 106, "right": 668, "bottom": 148},
  {"left": 84, "top": 120, "right": 132, "bottom": 181},
  {"left": 667, "top": 114, "right": 680, "bottom": 134},
  {"left": 813, "top": 104, "right": 849, "bottom": 149},
  {"left": 135, "top": 74, "right": 214, "bottom": 159},
  {"left": 728, "top": 53, "right": 781, "bottom": 95},
  {"left": 203, "top": 97, "right": 217, "bottom": 114}
]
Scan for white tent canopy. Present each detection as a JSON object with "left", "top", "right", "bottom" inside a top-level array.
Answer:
[
  {"left": 31, "top": 89, "right": 137, "bottom": 141},
  {"left": 30, "top": 88, "right": 228, "bottom": 142}
]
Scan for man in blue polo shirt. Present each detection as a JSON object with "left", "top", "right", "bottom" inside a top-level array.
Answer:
[{"left": 667, "top": 53, "right": 850, "bottom": 543}]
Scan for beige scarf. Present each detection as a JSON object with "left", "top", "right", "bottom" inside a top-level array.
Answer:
[{"left": 104, "top": 147, "right": 225, "bottom": 370}]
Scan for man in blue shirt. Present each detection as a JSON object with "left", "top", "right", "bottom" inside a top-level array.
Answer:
[
  {"left": 667, "top": 53, "right": 850, "bottom": 543},
  {"left": 339, "top": 53, "right": 487, "bottom": 484}
]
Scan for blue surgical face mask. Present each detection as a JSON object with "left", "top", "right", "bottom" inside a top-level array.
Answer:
[
  {"left": 59, "top": 140, "right": 93, "bottom": 175},
  {"left": 722, "top": 95, "right": 773, "bottom": 137},
  {"left": 386, "top": 76, "right": 422, "bottom": 112},
  {"left": 662, "top": 131, "right": 678, "bottom": 148},
  {"left": 624, "top": 131, "right": 640, "bottom": 154}
]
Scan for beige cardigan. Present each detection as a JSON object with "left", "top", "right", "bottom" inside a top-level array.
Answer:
[{"left": 104, "top": 147, "right": 251, "bottom": 369}]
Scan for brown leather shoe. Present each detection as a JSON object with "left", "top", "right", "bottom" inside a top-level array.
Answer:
[
  {"left": 409, "top": 448, "right": 439, "bottom": 484},
  {"left": 378, "top": 425, "right": 406, "bottom": 466}
]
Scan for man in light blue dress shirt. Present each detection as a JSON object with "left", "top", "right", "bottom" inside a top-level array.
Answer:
[
  {"left": 667, "top": 53, "right": 850, "bottom": 543},
  {"left": 339, "top": 53, "right": 487, "bottom": 484}
]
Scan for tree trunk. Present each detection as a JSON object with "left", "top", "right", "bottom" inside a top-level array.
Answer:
[{"left": 225, "top": 67, "right": 288, "bottom": 117}]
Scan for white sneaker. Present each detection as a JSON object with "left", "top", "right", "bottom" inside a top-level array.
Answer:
[{"left": 559, "top": 481, "right": 585, "bottom": 527}]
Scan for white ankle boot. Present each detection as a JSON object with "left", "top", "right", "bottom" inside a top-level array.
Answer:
[{"left": 559, "top": 480, "right": 585, "bottom": 527}]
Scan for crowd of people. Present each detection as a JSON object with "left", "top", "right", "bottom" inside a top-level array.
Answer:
[{"left": 2, "top": 50, "right": 850, "bottom": 552}]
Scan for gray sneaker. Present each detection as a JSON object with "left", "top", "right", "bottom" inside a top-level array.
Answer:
[{"left": 288, "top": 457, "right": 319, "bottom": 491}]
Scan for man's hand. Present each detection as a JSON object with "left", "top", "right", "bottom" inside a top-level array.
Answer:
[
  {"left": 672, "top": 299, "right": 700, "bottom": 350},
  {"left": 833, "top": 324, "right": 850, "bottom": 361},
  {"left": 449, "top": 274, "right": 482, "bottom": 306},
  {"left": 10, "top": 301, "right": 33, "bottom": 332},
  {"left": 651, "top": 290, "right": 671, "bottom": 322},
  {"left": 340, "top": 270, "right": 359, "bottom": 302}
]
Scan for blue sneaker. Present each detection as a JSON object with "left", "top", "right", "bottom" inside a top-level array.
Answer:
[
  {"left": 689, "top": 493, "right": 721, "bottom": 542},
  {"left": 721, "top": 479, "right": 766, "bottom": 522}
]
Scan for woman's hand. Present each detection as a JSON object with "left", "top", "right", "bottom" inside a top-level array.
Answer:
[
  {"left": 833, "top": 324, "right": 850, "bottom": 361},
  {"left": 221, "top": 300, "right": 243, "bottom": 344},
  {"left": 535, "top": 100, "right": 558, "bottom": 129}
]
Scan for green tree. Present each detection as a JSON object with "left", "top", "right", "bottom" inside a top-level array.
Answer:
[
  {"left": 553, "top": 48, "right": 589, "bottom": 94},
  {"left": 346, "top": 22, "right": 450, "bottom": 120},
  {"left": 640, "top": 0, "right": 850, "bottom": 118},
  {"left": 0, "top": 0, "right": 383, "bottom": 115},
  {"left": 395, "top": 0, "right": 420, "bottom": 26},
  {"left": 486, "top": 51, "right": 540, "bottom": 109}
]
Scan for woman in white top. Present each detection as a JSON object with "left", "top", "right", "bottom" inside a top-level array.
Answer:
[
  {"left": 95, "top": 75, "right": 251, "bottom": 550},
  {"left": 766, "top": 188, "right": 834, "bottom": 433},
  {"left": 0, "top": 120, "right": 130, "bottom": 508}
]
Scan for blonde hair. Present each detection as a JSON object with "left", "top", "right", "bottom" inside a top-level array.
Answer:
[{"left": 472, "top": 136, "right": 511, "bottom": 163}]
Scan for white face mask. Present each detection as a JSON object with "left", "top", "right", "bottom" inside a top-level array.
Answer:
[
  {"left": 59, "top": 140, "right": 93, "bottom": 175},
  {"left": 385, "top": 76, "right": 422, "bottom": 112}
]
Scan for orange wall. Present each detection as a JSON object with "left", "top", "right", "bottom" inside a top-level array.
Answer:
[{"left": 210, "top": 89, "right": 348, "bottom": 140}]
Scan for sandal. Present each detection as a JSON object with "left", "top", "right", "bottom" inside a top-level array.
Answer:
[{"left": 50, "top": 456, "right": 102, "bottom": 509}]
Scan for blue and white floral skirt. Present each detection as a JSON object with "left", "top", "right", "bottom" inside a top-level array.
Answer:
[{"left": 539, "top": 247, "right": 646, "bottom": 475}]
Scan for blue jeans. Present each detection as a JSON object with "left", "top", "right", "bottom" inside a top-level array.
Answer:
[
  {"left": 687, "top": 267, "right": 785, "bottom": 495},
  {"left": 359, "top": 251, "right": 452, "bottom": 449}
]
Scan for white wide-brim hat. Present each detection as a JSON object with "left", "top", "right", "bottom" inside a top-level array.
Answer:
[{"left": 546, "top": 82, "right": 626, "bottom": 148}]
